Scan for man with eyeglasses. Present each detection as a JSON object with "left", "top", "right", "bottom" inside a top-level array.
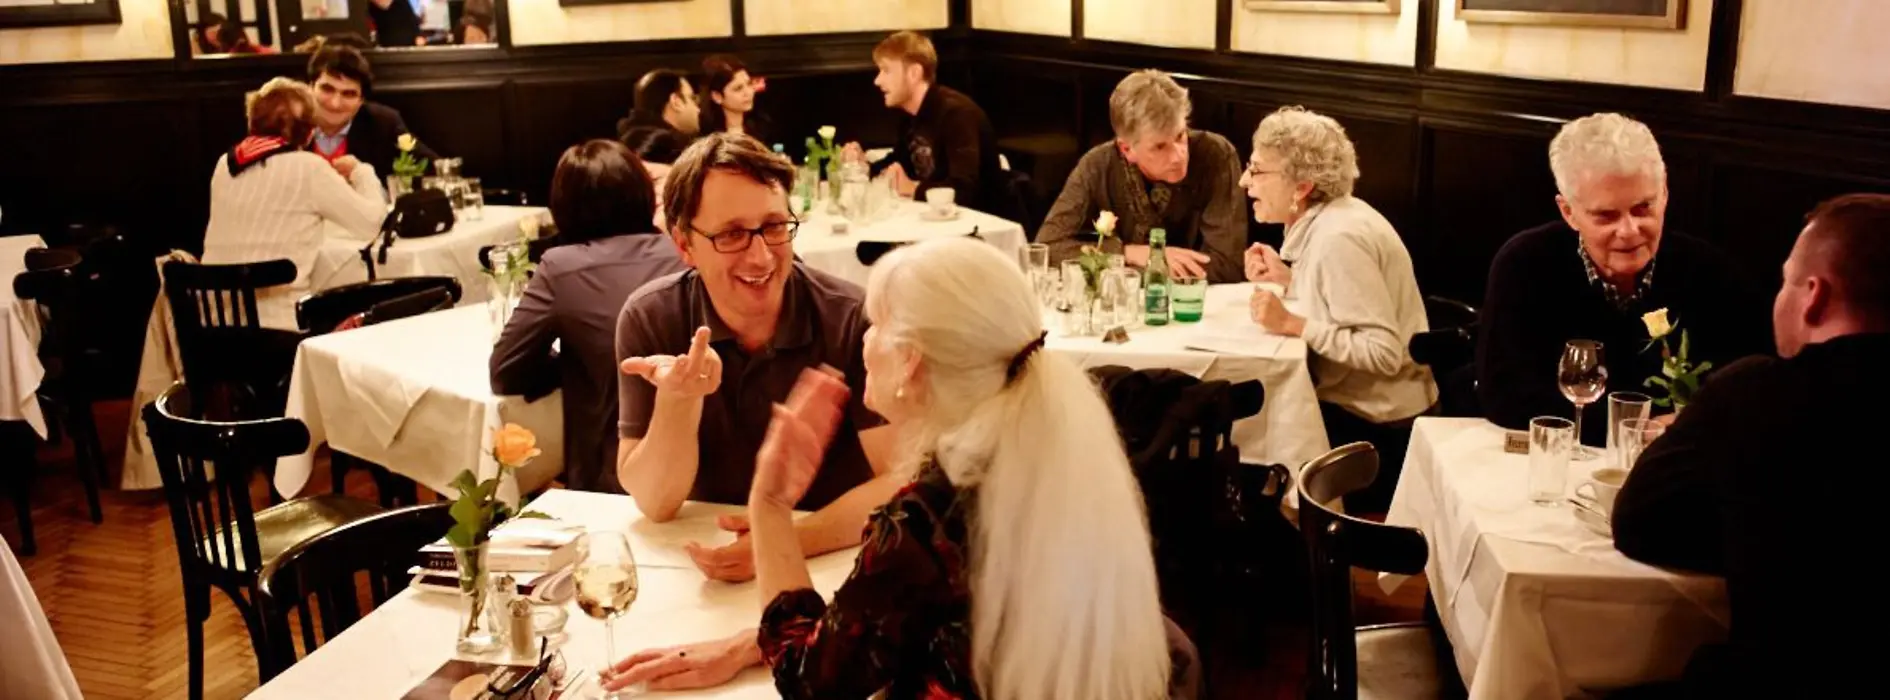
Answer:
[
  {"left": 613, "top": 134, "right": 900, "bottom": 592},
  {"left": 305, "top": 45, "right": 439, "bottom": 184}
]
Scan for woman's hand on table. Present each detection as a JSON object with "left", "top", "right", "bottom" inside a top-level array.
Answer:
[
  {"left": 602, "top": 631, "right": 763, "bottom": 692},
  {"left": 1250, "top": 288, "right": 1305, "bottom": 337},
  {"left": 619, "top": 327, "right": 723, "bottom": 399}
]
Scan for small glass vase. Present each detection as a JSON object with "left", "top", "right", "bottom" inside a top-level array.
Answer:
[
  {"left": 387, "top": 174, "right": 417, "bottom": 202},
  {"left": 487, "top": 276, "right": 519, "bottom": 341},
  {"left": 454, "top": 542, "right": 501, "bottom": 654},
  {"left": 1060, "top": 296, "right": 1105, "bottom": 337}
]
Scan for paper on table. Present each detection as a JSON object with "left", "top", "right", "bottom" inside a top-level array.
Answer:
[{"left": 1181, "top": 326, "right": 1287, "bottom": 358}]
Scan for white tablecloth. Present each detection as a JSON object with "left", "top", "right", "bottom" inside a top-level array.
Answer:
[
  {"left": 277, "top": 305, "right": 563, "bottom": 500},
  {"left": 1047, "top": 283, "right": 1328, "bottom": 471},
  {"left": 312, "top": 205, "right": 548, "bottom": 306},
  {"left": 1382, "top": 418, "right": 1729, "bottom": 700},
  {"left": 0, "top": 235, "right": 47, "bottom": 438},
  {"left": 794, "top": 201, "right": 1027, "bottom": 288},
  {"left": 1, "top": 533, "right": 81, "bottom": 699},
  {"left": 249, "top": 490, "right": 858, "bottom": 699}
]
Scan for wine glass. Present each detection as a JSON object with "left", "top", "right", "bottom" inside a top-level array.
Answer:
[
  {"left": 574, "top": 532, "right": 639, "bottom": 698},
  {"left": 1557, "top": 340, "right": 1608, "bottom": 460}
]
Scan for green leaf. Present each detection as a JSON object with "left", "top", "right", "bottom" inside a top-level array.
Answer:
[
  {"left": 448, "top": 470, "right": 479, "bottom": 497},
  {"left": 1644, "top": 376, "right": 1671, "bottom": 389},
  {"left": 445, "top": 522, "right": 477, "bottom": 548},
  {"left": 1678, "top": 330, "right": 1691, "bottom": 360},
  {"left": 513, "top": 510, "right": 553, "bottom": 520},
  {"left": 1652, "top": 396, "right": 1672, "bottom": 407},
  {"left": 1694, "top": 361, "right": 1713, "bottom": 374},
  {"left": 449, "top": 495, "right": 483, "bottom": 530}
]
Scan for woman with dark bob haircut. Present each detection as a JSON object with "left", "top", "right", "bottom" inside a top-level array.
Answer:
[{"left": 490, "top": 139, "right": 689, "bottom": 492}]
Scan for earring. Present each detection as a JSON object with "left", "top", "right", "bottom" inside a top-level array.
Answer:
[
  {"left": 1289, "top": 201, "right": 1299, "bottom": 215},
  {"left": 894, "top": 386, "right": 906, "bottom": 401}
]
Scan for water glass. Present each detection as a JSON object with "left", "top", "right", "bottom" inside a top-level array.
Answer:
[
  {"left": 460, "top": 177, "right": 484, "bottom": 221},
  {"left": 1616, "top": 417, "right": 1666, "bottom": 471},
  {"left": 1528, "top": 416, "right": 1575, "bottom": 506},
  {"left": 1107, "top": 253, "right": 1126, "bottom": 270},
  {"left": 1605, "top": 391, "right": 1651, "bottom": 454},
  {"left": 1059, "top": 260, "right": 1087, "bottom": 308},
  {"left": 1105, "top": 268, "right": 1142, "bottom": 328},
  {"left": 1171, "top": 275, "right": 1207, "bottom": 323}
]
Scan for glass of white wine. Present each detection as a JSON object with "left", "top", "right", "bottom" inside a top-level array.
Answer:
[
  {"left": 1557, "top": 339, "right": 1608, "bottom": 461},
  {"left": 575, "top": 531, "right": 639, "bottom": 698}
]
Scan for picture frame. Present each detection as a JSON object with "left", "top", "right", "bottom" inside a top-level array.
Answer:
[
  {"left": 0, "top": 0, "right": 121, "bottom": 29},
  {"left": 1455, "top": 0, "right": 1686, "bottom": 30},
  {"left": 1244, "top": 0, "right": 1400, "bottom": 14}
]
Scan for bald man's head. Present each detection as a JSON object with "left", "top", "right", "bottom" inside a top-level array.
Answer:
[{"left": 1772, "top": 193, "right": 1890, "bottom": 357}]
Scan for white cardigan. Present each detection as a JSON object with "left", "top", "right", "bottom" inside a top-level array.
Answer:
[
  {"left": 201, "top": 150, "right": 385, "bottom": 330},
  {"left": 1281, "top": 196, "right": 1438, "bottom": 424}
]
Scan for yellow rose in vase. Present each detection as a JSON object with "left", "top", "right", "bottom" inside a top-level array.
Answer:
[{"left": 1641, "top": 308, "right": 1674, "bottom": 339}]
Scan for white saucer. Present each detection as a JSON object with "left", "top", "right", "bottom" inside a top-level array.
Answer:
[
  {"left": 1570, "top": 500, "right": 1613, "bottom": 538},
  {"left": 919, "top": 208, "right": 962, "bottom": 222}
]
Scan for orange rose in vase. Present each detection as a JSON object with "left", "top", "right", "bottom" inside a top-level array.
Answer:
[{"left": 491, "top": 423, "right": 542, "bottom": 468}]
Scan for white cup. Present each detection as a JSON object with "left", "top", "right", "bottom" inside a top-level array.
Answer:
[
  {"left": 925, "top": 187, "right": 957, "bottom": 217},
  {"left": 1575, "top": 467, "right": 1629, "bottom": 514},
  {"left": 1253, "top": 281, "right": 1285, "bottom": 297}
]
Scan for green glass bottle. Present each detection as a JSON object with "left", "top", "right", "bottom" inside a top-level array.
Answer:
[{"left": 1144, "top": 228, "right": 1171, "bottom": 326}]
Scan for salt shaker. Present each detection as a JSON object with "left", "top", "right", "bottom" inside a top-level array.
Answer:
[
  {"left": 508, "top": 598, "right": 535, "bottom": 659},
  {"left": 489, "top": 573, "right": 517, "bottom": 636}
]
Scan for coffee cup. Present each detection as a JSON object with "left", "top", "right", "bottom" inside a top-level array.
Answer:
[
  {"left": 1575, "top": 467, "right": 1629, "bottom": 513},
  {"left": 1253, "top": 281, "right": 1285, "bottom": 297},
  {"left": 925, "top": 187, "right": 957, "bottom": 217}
]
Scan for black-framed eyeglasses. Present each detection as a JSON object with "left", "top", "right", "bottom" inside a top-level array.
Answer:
[
  {"left": 688, "top": 218, "right": 800, "bottom": 254},
  {"left": 486, "top": 638, "right": 564, "bottom": 698},
  {"left": 1245, "top": 161, "right": 1284, "bottom": 179}
]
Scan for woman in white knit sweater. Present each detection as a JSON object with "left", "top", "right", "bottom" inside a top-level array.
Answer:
[{"left": 201, "top": 77, "right": 386, "bottom": 330}]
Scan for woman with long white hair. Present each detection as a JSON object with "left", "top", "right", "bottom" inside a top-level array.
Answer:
[{"left": 744, "top": 236, "right": 1182, "bottom": 699}]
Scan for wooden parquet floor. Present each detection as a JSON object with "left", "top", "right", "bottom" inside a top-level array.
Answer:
[{"left": 2, "top": 398, "right": 1427, "bottom": 700}]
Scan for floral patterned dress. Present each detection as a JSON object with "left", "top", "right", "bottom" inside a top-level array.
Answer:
[{"left": 758, "top": 460, "right": 978, "bottom": 699}]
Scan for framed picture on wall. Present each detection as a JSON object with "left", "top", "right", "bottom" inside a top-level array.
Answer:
[
  {"left": 0, "top": 0, "right": 120, "bottom": 29},
  {"left": 1456, "top": 0, "right": 1686, "bottom": 30},
  {"left": 1244, "top": 0, "right": 1399, "bottom": 14}
]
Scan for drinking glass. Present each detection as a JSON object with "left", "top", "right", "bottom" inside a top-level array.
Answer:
[
  {"left": 574, "top": 532, "right": 639, "bottom": 698},
  {"left": 1528, "top": 416, "right": 1575, "bottom": 506},
  {"left": 1107, "top": 253, "right": 1126, "bottom": 270},
  {"left": 1616, "top": 417, "right": 1666, "bottom": 471},
  {"left": 1106, "top": 268, "right": 1142, "bottom": 328},
  {"left": 1557, "top": 340, "right": 1608, "bottom": 460},
  {"left": 1060, "top": 259, "right": 1087, "bottom": 308},
  {"left": 1170, "top": 275, "right": 1207, "bottom": 323},
  {"left": 460, "top": 177, "right": 485, "bottom": 221},
  {"left": 1605, "top": 391, "right": 1651, "bottom": 459}
]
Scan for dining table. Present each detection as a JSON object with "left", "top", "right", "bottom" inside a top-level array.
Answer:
[
  {"left": 792, "top": 199, "right": 1028, "bottom": 288},
  {"left": 247, "top": 490, "right": 858, "bottom": 699},
  {"left": 0, "top": 234, "right": 47, "bottom": 438},
  {"left": 313, "top": 205, "right": 549, "bottom": 306},
  {"left": 1046, "top": 283, "right": 1330, "bottom": 473},
  {"left": 1382, "top": 417, "right": 1730, "bottom": 700}
]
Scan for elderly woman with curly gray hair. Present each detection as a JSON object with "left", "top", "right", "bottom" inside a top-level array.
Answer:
[{"left": 1240, "top": 106, "right": 1436, "bottom": 510}]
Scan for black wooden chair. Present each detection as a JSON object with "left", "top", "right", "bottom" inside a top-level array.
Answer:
[
  {"left": 12, "top": 247, "right": 109, "bottom": 534},
  {"left": 1298, "top": 442, "right": 1458, "bottom": 700},
  {"left": 296, "top": 276, "right": 463, "bottom": 335},
  {"left": 145, "top": 381, "right": 386, "bottom": 699},
  {"left": 477, "top": 234, "right": 564, "bottom": 274},
  {"left": 162, "top": 259, "right": 302, "bottom": 422},
  {"left": 1410, "top": 295, "right": 1480, "bottom": 418},
  {"left": 481, "top": 188, "right": 529, "bottom": 206},
  {"left": 258, "top": 502, "right": 453, "bottom": 673},
  {"left": 855, "top": 230, "right": 986, "bottom": 266}
]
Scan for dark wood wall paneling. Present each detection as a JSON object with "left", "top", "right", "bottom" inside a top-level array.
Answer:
[
  {"left": 965, "top": 0, "right": 1890, "bottom": 305},
  {"left": 6, "top": 0, "right": 1890, "bottom": 395}
]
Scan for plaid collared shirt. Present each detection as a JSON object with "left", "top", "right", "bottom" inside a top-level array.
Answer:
[{"left": 1579, "top": 242, "right": 1656, "bottom": 309}]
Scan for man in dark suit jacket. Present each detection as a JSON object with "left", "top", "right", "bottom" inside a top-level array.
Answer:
[
  {"left": 306, "top": 45, "right": 439, "bottom": 182},
  {"left": 1610, "top": 194, "right": 1890, "bottom": 698}
]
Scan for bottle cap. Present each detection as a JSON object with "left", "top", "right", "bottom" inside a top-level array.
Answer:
[{"left": 1149, "top": 228, "right": 1167, "bottom": 245}]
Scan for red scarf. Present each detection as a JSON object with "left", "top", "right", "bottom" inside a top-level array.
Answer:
[{"left": 228, "top": 136, "right": 292, "bottom": 176}]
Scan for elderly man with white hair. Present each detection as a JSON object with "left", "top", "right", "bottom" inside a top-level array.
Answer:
[
  {"left": 1037, "top": 69, "right": 1247, "bottom": 283},
  {"left": 1477, "top": 113, "right": 1769, "bottom": 446}
]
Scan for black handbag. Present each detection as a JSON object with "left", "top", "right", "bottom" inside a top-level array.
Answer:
[{"left": 360, "top": 189, "right": 457, "bottom": 279}]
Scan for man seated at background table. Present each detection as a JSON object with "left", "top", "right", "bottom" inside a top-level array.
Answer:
[
  {"left": 617, "top": 69, "right": 700, "bottom": 171},
  {"left": 848, "top": 30, "right": 1004, "bottom": 211},
  {"left": 1476, "top": 113, "right": 1768, "bottom": 445},
  {"left": 1609, "top": 194, "right": 1890, "bottom": 699},
  {"left": 1036, "top": 70, "right": 1246, "bottom": 283},
  {"left": 615, "top": 133, "right": 900, "bottom": 584},
  {"left": 306, "top": 45, "right": 439, "bottom": 184},
  {"left": 490, "top": 140, "right": 686, "bottom": 493}
]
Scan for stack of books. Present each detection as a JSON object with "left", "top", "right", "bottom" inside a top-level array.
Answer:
[{"left": 410, "top": 518, "right": 584, "bottom": 596}]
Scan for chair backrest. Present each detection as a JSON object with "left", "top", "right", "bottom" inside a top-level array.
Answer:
[
  {"left": 1297, "top": 442, "right": 1430, "bottom": 700},
  {"left": 855, "top": 231, "right": 988, "bottom": 266},
  {"left": 477, "top": 234, "right": 563, "bottom": 273},
  {"left": 12, "top": 248, "right": 85, "bottom": 381},
  {"left": 144, "top": 381, "right": 312, "bottom": 579},
  {"left": 296, "top": 276, "right": 463, "bottom": 335},
  {"left": 258, "top": 502, "right": 452, "bottom": 665},
  {"left": 481, "top": 188, "right": 529, "bottom": 207},
  {"left": 361, "top": 287, "right": 455, "bottom": 326},
  {"left": 1410, "top": 295, "right": 1480, "bottom": 370},
  {"left": 163, "top": 259, "right": 298, "bottom": 386}
]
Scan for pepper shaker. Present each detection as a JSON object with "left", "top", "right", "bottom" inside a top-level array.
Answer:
[{"left": 508, "top": 598, "right": 535, "bottom": 659}]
